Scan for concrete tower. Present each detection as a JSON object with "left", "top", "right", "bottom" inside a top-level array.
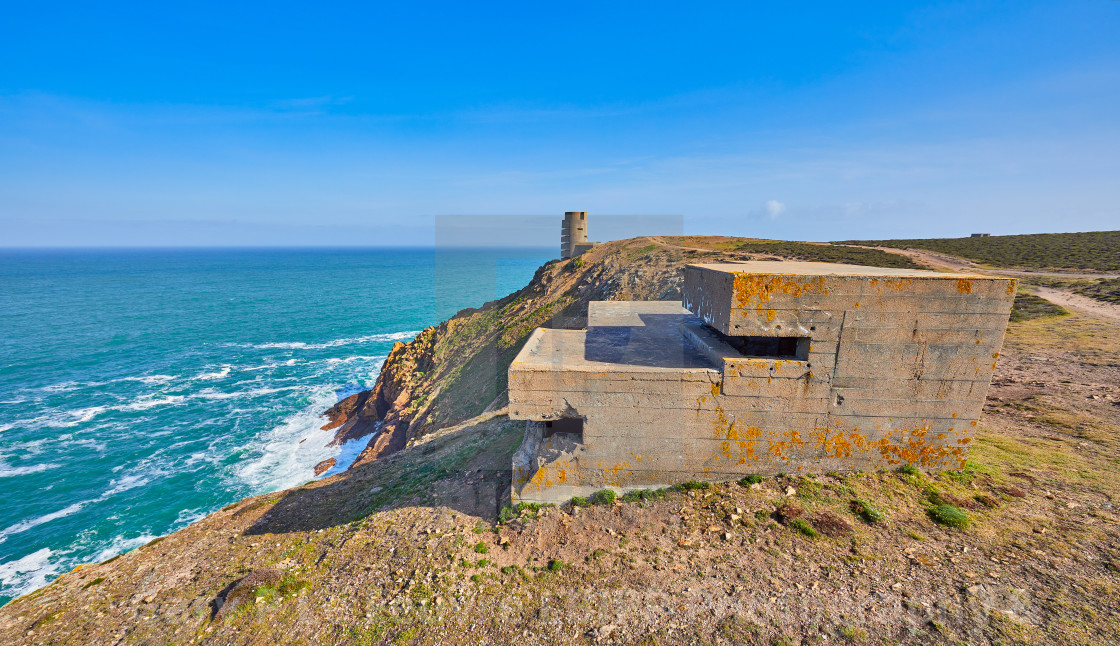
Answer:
[{"left": 560, "top": 211, "right": 589, "bottom": 259}]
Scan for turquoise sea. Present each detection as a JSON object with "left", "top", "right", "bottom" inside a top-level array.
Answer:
[{"left": 0, "top": 247, "right": 552, "bottom": 605}]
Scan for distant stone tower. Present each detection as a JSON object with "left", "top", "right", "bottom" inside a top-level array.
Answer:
[{"left": 561, "top": 211, "right": 595, "bottom": 259}]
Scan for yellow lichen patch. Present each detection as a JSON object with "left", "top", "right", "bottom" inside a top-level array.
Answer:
[
  {"left": 711, "top": 383, "right": 721, "bottom": 396},
  {"left": 731, "top": 273, "right": 829, "bottom": 311},
  {"left": 957, "top": 279, "right": 973, "bottom": 294},
  {"left": 882, "top": 278, "right": 913, "bottom": 292}
]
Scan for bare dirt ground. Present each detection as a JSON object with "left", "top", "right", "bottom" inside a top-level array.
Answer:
[
  {"left": 4, "top": 310, "right": 1119, "bottom": 645},
  {"left": 1031, "top": 286, "right": 1120, "bottom": 321}
]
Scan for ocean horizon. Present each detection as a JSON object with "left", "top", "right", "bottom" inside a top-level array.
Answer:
[{"left": 0, "top": 246, "right": 553, "bottom": 605}]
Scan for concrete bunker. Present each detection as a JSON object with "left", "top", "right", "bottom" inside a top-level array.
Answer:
[{"left": 508, "top": 261, "right": 1016, "bottom": 504}]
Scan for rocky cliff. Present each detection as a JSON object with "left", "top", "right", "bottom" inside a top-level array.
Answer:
[{"left": 320, "top": 236, "right": 921, "bottom": 468}]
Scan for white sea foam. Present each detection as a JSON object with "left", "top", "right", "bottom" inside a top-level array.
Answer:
[
  {"left": 0, "top": 461, "right": 61, "bottom": 478},
  {"left": 104, "top": 473, "right": 151, "bottom": 496},
  {"left": 126, "top": 374, "right": 177, "bottom": 385},
  {"left": 175, "top": 508, "right": 207, "bottom": 526},
  {"left": 321, "top": 435, "right": 372, "bottom": 477},
  {"left": 194, "top": 386, "right": 297, "bottom": 401},
  {"left": 119, "top": 394, "right": 187, "bottom": 412},
  {"left": 323, "top": 354, "right": 386, "bottom": 365},
  {"left": 240, "top": 330, "right": 419, "bottom": 351},
  {"left": 0, "top": 503, "right": 86, "bottom": 544},
  {"left": 69, "top": 405, "right": 109, "bottom": 424},
  {"left": 0, "top": 548, "right": 57, "bottom": 600},
  {"left": 89, "top": 533, "right": 158, "bottom": 564},
  {"left": 193, "top": 365, "right": 232, "bottom": 381},
  {"left": 232, "top": 387, "right": 341, "bottom": 494}
]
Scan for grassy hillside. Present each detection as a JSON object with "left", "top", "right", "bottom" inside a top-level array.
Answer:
[{"left": 837, "top": 230, "right": 1120, "bottom": 271}]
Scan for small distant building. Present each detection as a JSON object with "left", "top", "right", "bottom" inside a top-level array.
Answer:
[
  {"left": 561, "top": 211, "right": 597, "bottom": 259},
  {"left": 970, "top": 233, "right": 990, "bottom": 238},
  {"left": 508, "top": 261, "right": 1015, "bottom": 504}
]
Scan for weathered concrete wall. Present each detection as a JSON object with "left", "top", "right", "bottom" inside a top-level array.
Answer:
[
  {"left": 560, "top": 211, "right": 589, "bottom": 259},
  {"left": 508, "top": 262, "right": 1015, "bottom": 503}
]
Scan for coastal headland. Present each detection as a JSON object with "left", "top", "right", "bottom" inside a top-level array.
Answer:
[{"left": 3, "top": 235, "right": 1119, "bottom": 645}]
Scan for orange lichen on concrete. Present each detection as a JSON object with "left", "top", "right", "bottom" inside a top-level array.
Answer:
[
  {"left": 957, "top": 279, "right": 973, "bottom": 294},
  {"left": 731, "top": 273, "right": 828, "bottom": 310}
]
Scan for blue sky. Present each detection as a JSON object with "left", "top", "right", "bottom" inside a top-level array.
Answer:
[{"left": 1, "top": 1, "right": 1117, "bottom": 246}]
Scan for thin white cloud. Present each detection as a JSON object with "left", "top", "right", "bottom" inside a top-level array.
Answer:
[{"left": 764, "top": 200, "right": 786, "bottom": 219}]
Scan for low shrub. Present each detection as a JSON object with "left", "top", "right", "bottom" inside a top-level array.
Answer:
[
  {"left": 739, "top": 475, "right": 764, "bottom": 486},
  {"left": 789, "top": 519, "right": 819, "bottom": 538},
  {"left": 589, "top": 489, "right": 617, "bottom": 506},
  {"left": 570, "top": 496, "right": 591, "bottom": 508},
  {"left": 929, "top": 504, "right": 970, "bottom": 529},
  {"left": 670, "top": 481, "right": 712, "bottom": 493},
  {"left": 774, "top": 503, "right": 805, "bottom": 524},
  {"left": 849, "top": 499, "right": 885, "bottom": 524},
  {"left": 473, "top": 542, "right": 489, "bottom": 554},
  {"left": 621, "top": 488, "right": 665, "bottom": 503}
]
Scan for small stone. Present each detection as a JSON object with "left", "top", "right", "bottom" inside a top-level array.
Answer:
[{"left": 785, "top": 486, "right": 797, "bottom": 496}]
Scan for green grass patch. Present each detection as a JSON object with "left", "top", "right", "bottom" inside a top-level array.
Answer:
[
  {"left": 1074, "top": 277, "right": 1120, "bottom": 304},
  {"left": 547, "top": 559, "right": 567, "bottom": 572},
  {"left": 82, "top": 576, "right": 106, "bottom": 590},
  {"left": 1010, "top": 293, "right": 1069, "bottom": 322},
  {"left": 589, "top": 489, "right": 617, "bottom": 506},
  {"left": 739, "top": 475, "right": 764, "bottom": 486},
  {"left": 837, "top": 230, "right": 1120, "bottom": 271},
  {"left": 669, "top": 480, "right": 712, "bottom": 493},
  {"left": 849, "top": 499, "right": 885, "bottom": 524},
  {"left": 789, "top": 519, "right": 819, "bottom": 538},
  {"left": 621, "top": 488, "right": 665, "bottom": 503},
  {"left": 928, "top": 504, "right": 970, "bottom": 529},
  {"left": 473, "top": 542, "right": 489, "bottom": 554},
  {"left": 732, "top": 241, "right": 923, "bottom": 269},
  {"left": 570, "top": 496, "right": 591, "bottom": 508}
]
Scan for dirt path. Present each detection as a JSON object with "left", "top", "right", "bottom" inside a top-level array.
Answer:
[
  {"left": 1033, "top": 286, "right": 1120, "bottom": 320},
  {"left": 852, "top": 245, "right": 1120, "bottom": 280}
]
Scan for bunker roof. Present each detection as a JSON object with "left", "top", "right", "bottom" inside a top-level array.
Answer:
[{"left": 686, "top": 260, "right": 985, "bottom": 279}]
